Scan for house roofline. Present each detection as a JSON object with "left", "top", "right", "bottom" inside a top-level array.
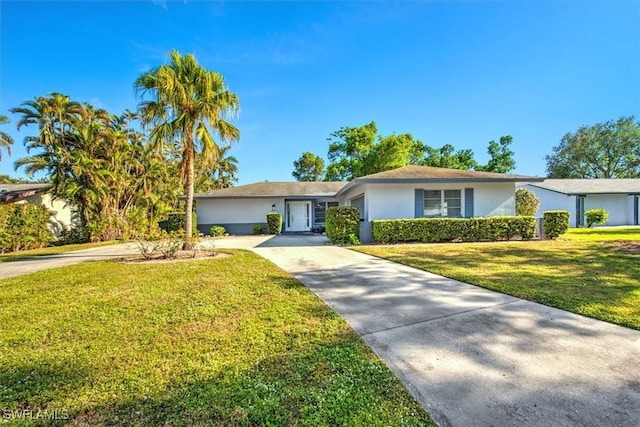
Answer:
[{"left": 335, "top": 177, "right": 542, "bottom": 198}]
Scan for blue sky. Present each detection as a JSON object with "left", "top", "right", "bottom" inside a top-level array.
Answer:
[{"left": 1, "top": 1, "right": 638, "bottom": 184}]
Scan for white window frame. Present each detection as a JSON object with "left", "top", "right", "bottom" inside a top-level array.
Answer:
[{"left": 423, "top": 189, "right": 462, "bottom": 218}]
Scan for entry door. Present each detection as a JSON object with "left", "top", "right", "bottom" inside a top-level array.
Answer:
[
  {"left": 287, "top": 201, "right": 311, "bottom": 231},
  {"left": 576, "top": 195, "right": 585, "bottom": 227}
]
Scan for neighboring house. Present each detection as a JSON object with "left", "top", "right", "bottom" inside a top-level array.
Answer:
[
  {"left": 0, "top": 183, "right": 78, "bottom": 236},
  {"left": 520, "top": 179, "right": 640, "bottom": 227},
  {"left": 195, "top": 166, "right": 542, "bottom": 241}
]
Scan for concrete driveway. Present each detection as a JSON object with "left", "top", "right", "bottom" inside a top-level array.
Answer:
[
  {"left": 251, "top": 239, "right": 640, "bottom": 427},
  {"left": 2, "top": 235, "right": 639, "bottom": 426},
  {"left": 0, "top": 243, "right": 141, "bottom": 280}
]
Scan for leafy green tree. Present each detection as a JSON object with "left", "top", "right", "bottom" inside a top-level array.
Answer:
[
  {"left": 325, "top": 121, "right": 378, "bottom": 181},
  {"left": 0, "top": 114, "right": 14, "bottom": 160},
  {"left": 546, "top": 116, "right": 640, "bottom": 178},
  {"left": 325, "top": 122, "right": 428, "bottom": 180},
  {"left": 476, "top": 135, "right": 515, "bottom": 173},
  {"left": 365, "top": 133, "right": 426, "bottom": 173},
  {"left": 292, "top": 151, "right": 325, "bottom": 181},
  {"left": 136, "top": 50, "right": 240, "bottom": 248},
  {"left": 12, "top": 94, "right": 181, "bottom": 241},
  {"left": 422, "top": 144, "right": 476, "bottom": 170}
]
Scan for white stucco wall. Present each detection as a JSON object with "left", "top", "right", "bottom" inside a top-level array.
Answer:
[
  {"left": 523, "top": 185, "right": 575, "bottom": 223},
  {"left": 523, "top": 185, "right": 638, "bottom": 227},
  {"left": 338, "top": 181, "right": 516, "bottom": 221},
  {"left": 338, "top": 184, "right": 371, "bottom": 220},
  {"left": 196, "top": 198, "right": 284, "bottom": 224},
  {"left": 21, "top": 193, "right": 78, "bottom": 236},
  {"left": 471, "top": 182, "right": 516, "bottom": 216},
  {"left": 584, "top": 194, "right": 633, "bottom": 226}
]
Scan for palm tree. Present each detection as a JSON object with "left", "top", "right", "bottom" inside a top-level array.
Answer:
[
  {"left": 0, "top": 114, "right": 14, "bottom": 160},
  {"left": 215, "top": 145, "right": 239, "bottom": 189},
  {"left": 135, "top": 50, "right": 240, "bottom": 248}
]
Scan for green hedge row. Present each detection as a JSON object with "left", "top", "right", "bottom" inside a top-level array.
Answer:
[
  {"left": 0, "top": 204, "right": 54, "bottom": 253},
  {"left": 326, "top": 206, "right": 360, "bottom": 244},
  {"left": 372, "top": 216, "right": 536, "bottom": 244}
]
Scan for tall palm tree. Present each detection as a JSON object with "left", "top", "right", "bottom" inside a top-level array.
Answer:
[
  {"left": 215, "top": 145, "right": 239, "bottom": 189},
  {"left": 135, "top": 50, "right": 240, "bottom": 248},
  {"left": 0, "top": 114, "right": 14, "bottom": 160}
]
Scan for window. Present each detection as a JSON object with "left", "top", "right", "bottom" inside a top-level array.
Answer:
[
  {"left": 314, "top": 201, "right": 339, "bottom": 225},
  {"left": 424, "top": 190, "right": 462, "bottom": 218}
]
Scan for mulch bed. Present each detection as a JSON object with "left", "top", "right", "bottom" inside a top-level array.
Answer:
[{"left": 119, "top": 250, "right": 231, "bottom": 264}]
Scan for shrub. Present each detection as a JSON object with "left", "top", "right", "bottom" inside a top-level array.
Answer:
[
  {"left": 209, "top": 225, "right": 226, "bottom": 237},
  {"left": 586, "top": 209, "right": 609, "bottom": 227},
  {"left": 159, "top": 211, "right": 198, "bottom": 234},
  {"left": 0, "top": 204, "right": 54, "bottom": 253},
  {"left": 266, "top": 212, "right": 283, "bottom": 234},
  {"left": 372, "top": 216, "right": 536, "bottom": 244},
  {"left": 252, "top": 224, "right": 267, "bottom": 235},
  {"left": 543, "top": 210, "right": 569, "bottom": 238},
  {"left": 515, "top": 188, "right": 540, "bottom": 216},
  {"left": 59, "top": 225, "right": 88, "bottom": 244},
  {"left": 326, "top": 206, "right": 360, "bottom": 244}
]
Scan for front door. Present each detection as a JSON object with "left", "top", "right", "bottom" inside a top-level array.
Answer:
[
  {"left": 287, "top": 201, "right": 311, "bottom": 231},
  {"left": 576, "top": 195, "right": 585, "bottom": 227}
]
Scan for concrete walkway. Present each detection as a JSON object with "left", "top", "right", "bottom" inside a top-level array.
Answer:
[
  {"left": 250, "top": 236, "right": 640, "bottom": 427},
  {"left": 2, "top": 235, "right": 639, "bottom": 426}
]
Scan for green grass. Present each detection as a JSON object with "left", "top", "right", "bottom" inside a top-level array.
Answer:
[
  {"left": 0, "top": 241, "right": 119, "bottom": 263},
  {"left": 354, "top": 239, "right": 640, "bottom": 330},
  {"left": 0, "top": 250, "right": 433, "bottom": 426},
  {"left": 562, "top": 226, "right": 640, "bottom": 241}
]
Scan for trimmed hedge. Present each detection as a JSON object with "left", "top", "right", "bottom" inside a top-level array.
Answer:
[
  {"left": 543, "top": 210, "right": 569, "bottom": 238},
  {"left": 372, "top": 216, "right": 536, "bottom": 244},
  {"left": 586, "top": 209, "right": 609, "bottom": 227},
  {"left": 0, "top": 204, "right": 54, "bottom": 253},
  {"left": 266, "top": 212, "right": 283, "bottom": 234},
  {"left": 326, "top": 206, "right": 360, "bottom": 244}
]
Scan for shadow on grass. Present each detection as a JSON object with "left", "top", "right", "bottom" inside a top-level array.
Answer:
[
  {"left": 356, "top": 241, "right": 640, "bottom": 330},
  {"left": 1, "top": 338, "right": 434, "bottom": 427}
]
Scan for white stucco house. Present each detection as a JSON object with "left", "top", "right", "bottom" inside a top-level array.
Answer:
[
  {"left": 195, "top": 165, "right": 542, "bottom": 241},
  {"left": 0, "top": 183, "right": 79, "bottom": 236},
  {"left": 520, "top": 179, "right": 640, "bottom": 227}
]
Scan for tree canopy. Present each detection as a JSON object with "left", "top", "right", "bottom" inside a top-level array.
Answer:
[
  {"left": 11, "top": 94, "right": 182, "bottom": 241},
  {"left": 545, "top": 116, "right": 640, "bottom": 178},
  {"left": 292, "top": 152, "right": 325, "bottom": 181},
  {"left": 297, "top": 121, "right": 517, "bottom": 181}
]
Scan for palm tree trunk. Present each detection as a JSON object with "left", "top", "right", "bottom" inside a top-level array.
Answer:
[{"left": 184, "top": 136, "right": 195, "bottom": 250}]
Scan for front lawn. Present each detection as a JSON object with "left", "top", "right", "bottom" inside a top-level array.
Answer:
[
  {"left": 0, "top": 250, "right": 433, "bottom": 426},
  {"left": 354, "top": 239, "right": 640, "bottom": 330},
  {"left": 562, "top": 226, "right": 640, "bottom": 241}
]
